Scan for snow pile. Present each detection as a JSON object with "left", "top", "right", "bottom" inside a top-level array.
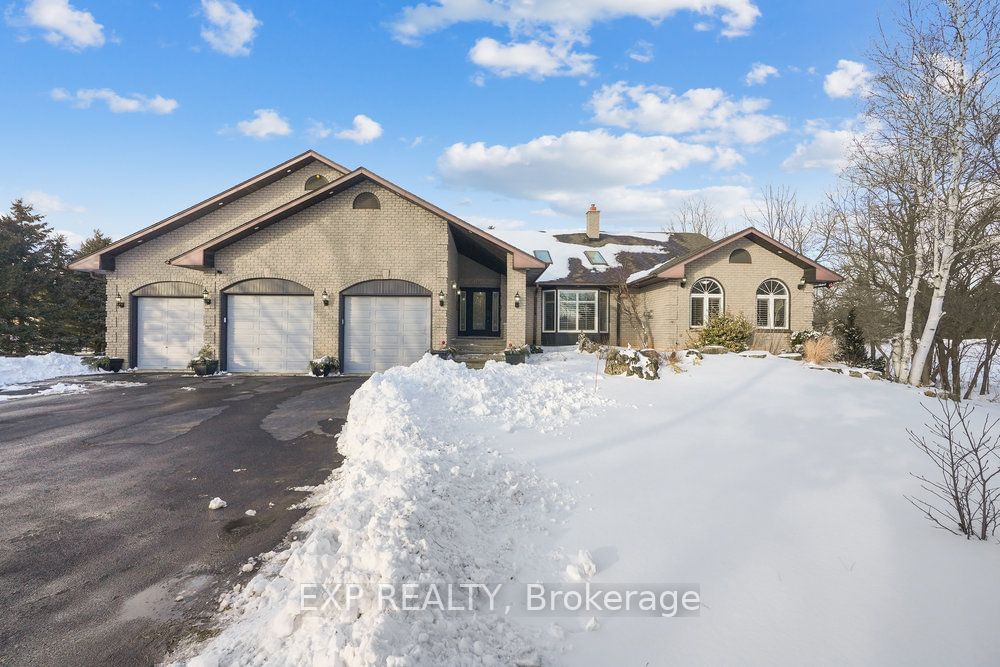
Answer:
[
  {"left": 0, "top": 352, "right": 99, "bottom": 388},
  {"left": 181, "top": 355, "right": 606, "bottom": 666}
]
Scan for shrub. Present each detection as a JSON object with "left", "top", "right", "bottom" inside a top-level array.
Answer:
[
  {"left": 802, "top": 336, "right": 836, "bottom": 365},
  {"left": 790, "top": 330, "right": 822, "bottom": 352},
  {"left": 694, "top": 313, "right": 755, "bottom": 352},
  {"left": 834, "top": 309, "right": 868, "bottom": 367},
  {"left": 187, "top": 344, "right": 216, "bottom": 368},
  {"left": 309, "top": 355, "right": 340, "bottom": 375}
]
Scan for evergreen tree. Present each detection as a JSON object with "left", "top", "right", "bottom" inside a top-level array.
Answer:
[
  {"left": 0, "top": 200, "right": 53, "bottom": 354},
  {"left": 70, "top": 230, "right": 113, "bottom": 352},
  {"left": 835, "top": 308, "right": 868, "bottom": 368}
]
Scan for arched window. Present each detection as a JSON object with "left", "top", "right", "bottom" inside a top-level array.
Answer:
[
  {"left": 690, "top": 278, "right": 723, "bottom": 327},
  {"left": 304, "top": 174, "right": 329, "bottom": 191},
  {"left": 729, "top": 248, "right": 751, "bottom": 264},
  {"left": 352, "top": 192, "right": 380, "bottom": 209},
  {"left": 756, "top": 279, "right": 789, "bottom": 329}
]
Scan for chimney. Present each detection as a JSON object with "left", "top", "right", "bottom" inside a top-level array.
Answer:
[{"left": 586, "top": 203, "right": 600, "bottom": 240}]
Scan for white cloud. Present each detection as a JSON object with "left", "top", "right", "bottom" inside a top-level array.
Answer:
[
  {"left": 22, "top": 190, "right": 85, "bottom": 214},
  {"left": 335, "top": 114, "right": 383, "bottom": 144},
  {"left": 50, "top": 87, "right": 179, "bottom": 114},
  {"left": 200, "top": 0, "right": 260, "bottom": 56},
  {"left": 440, "top": 128, "right": 737, "bottom": 204},
  {"left": 391, "top": 1, "right": 759, "bottom": 79},
  {"left": 16, "top": 0, "right": 104, "bottom": 50},
  {"left": 235, "top": 109, "right": 292, "bottom": 139},
  {"left": 782, "top": 117, "right": 870, "bottom": 172},
  {"left": 469, "top": 37, "right": 595, "bottom": 78},
  {"left": 391, "top": 0, "right": 761, "bottom": 44},
  {"left": 824, "top": 59, "right": 871, "bottom": 98},
  {"left": 745, "top": 62, "right": 778, "bottom": 86},
  {"left": 305, "top": 120, "right": 332, "bottom": 141},
  {"left": 626, "top": 39, "right": 654, "bottom": 63},
  {"left": 588, "top": 81, "right": 786, "bottom": 144}
]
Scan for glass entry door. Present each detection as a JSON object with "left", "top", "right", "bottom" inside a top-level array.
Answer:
[{"left": 458, "top": 288, "right": 500, "bottom": 336}]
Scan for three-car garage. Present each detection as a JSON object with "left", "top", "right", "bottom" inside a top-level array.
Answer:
[{"left": 130, "top": 279, "right": 432, "bottom": 373}]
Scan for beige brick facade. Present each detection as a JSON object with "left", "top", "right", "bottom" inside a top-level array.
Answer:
[
  {"left": 619, "top": 237, "right": 815, "bottom": 351},
  {"left": 103, "top": 165, "right": 529, "bottom": 366}
]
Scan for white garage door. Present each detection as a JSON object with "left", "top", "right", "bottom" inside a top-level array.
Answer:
[
  {"left": 343, "top": 296, "right": 431, "bottom": 373},
  {"left": 227, "top": 295, "right": 313, "bottom": 373},
  {"left": 137, "top": 297, "right": 203, "bottom": 369}
]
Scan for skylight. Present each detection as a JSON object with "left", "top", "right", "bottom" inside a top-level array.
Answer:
[
  {"left": 533, "top": 250, "right": 553, "bottom": 264},
  {"left": 584, "top": 250, "right": 608, "bottom": 266}
]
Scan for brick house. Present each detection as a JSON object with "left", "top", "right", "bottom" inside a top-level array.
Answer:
[{"left": 70, "top": 151, "right": 841, "bottom": 373}]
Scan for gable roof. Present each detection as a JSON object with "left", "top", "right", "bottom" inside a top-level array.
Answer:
[
  {"left": 68, "top": 150, "right": 348, "bottom": 272},
  {"left": 630, "top": 226, "right": 844, "bottom": 286},
  {"left": 491, "top": 228, "right": 713, "bottom": 286},
  {"left": 169, "top": 167, "right": 546, "bottom": 271}
]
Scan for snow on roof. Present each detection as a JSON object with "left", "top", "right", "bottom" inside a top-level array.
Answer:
[{"left": 488, "top": 228, "right": 673, "bottom": 283}]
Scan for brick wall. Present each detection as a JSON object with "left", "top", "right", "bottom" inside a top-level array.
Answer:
[
  {"left": 618, "top": 237, "right": 815, "bottom": 350},
  {"left": 104, "top": 167, "right": 531, "bottom": 364}
]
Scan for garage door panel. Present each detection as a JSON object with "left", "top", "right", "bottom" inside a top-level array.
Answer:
[
  {"left": 343, "top": 296, "right": 431, "bottom": 374},
  {"left": 137, "top": 297, "right": 203, "bottom": 369},
  {"left": 226, "top": 294, "right": 313, "bottom": 373}
]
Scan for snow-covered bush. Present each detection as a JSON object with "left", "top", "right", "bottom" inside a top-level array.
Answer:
[
  {"left": 309, "top": 355, "right": 340, "bottom": 376},
  {"left": 693, "top": 313, "right": 755, "bottom": 352},
  {"left": 790, "top": 330, "right": 823, "bottom": 352},
  {"left": 577, "top": 333, "right": 601, "bottom": 353}
]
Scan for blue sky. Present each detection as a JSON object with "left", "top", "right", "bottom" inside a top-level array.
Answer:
[{"left": 0, "top": 0, "right": 895, "bottom": 245}]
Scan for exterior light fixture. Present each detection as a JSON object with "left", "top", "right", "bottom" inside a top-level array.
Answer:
[
  {"left": 322, "top": 289, "right": 330, "bottom": 306},
  {"left": 202, "top": 288, "right": 211, "bottom": 305},
  {"left": 514, "top": 291, "right": 521, "bottom": 308},
  {"left": 798, "top": 277, "right": 807, "bottom": 289},
  {"left": 451, "top": 282, "right": 458, "bottom": 292},
  {"left": 439, "top": 290, "right": 446, "bottom": 307},
  {"left": 680, "top": 278, "right": 687, "bottom": 287},
  {"left": 115, "top": 291, "right": 125, "bottom": 308}
]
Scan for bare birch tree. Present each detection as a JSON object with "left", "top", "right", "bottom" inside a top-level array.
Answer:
[
  {"left": 672, "top": 196, "right": 723, "bottom": 239},
  {"left": 743, "top": 185, "right": 836, "bottom": 261}
]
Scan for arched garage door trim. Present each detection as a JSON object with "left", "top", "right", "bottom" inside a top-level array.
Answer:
[
  {"left": 339, "top": 279, "right": 433, "bottom": 374},
  {"left": 129, "top": 281, "right": 205, "bottom": 369},
  {"left": 220, "top": 278, "right": 315, "bottom": 372}
]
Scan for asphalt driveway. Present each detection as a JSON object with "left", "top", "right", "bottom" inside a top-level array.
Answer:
[{"left": 0, "top": 372, "right": 365, "bottom": 666}]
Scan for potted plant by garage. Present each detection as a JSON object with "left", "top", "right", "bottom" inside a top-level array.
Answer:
[
  {"left": 87, "top": 355, "right": 125, "bottom": 373},
  {"left": 309, "top": 355, "right": 340, "bottom": 377},
  {"left": 187, "top": 345, "right": 219, "bottom": 376},
  {"left": 431, "top": 340, "right": 456, "bottom": 361},
  {"left": 504, "top": 342, "right": 529, "bottom": 365}
]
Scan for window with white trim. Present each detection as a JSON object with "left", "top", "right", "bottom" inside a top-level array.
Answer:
[
  {"left": 756, "top": 279, "right": 788, "bottom": 329},
  {"left": 690, "top": 278, "right": 723, "bottom": 327},
  {"left": 544, "top": 289, "right": 605, "bottom": 333}
]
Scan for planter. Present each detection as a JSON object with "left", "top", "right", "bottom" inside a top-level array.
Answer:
[
  {"left": 504, "top": 352, "right": 526, "bottom": 365},
  {"left": 98, "top": 357, "right": 125, "bottom": 373},
  {"left": 191, "top": 360, "right": 219, "bottom": 376}
]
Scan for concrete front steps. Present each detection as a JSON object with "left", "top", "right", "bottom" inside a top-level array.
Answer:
[{"left": 451, "top": 337, "right": 506, "bottom": 368}]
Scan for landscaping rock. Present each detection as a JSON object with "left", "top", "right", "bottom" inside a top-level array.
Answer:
[
  {"left": 700, "top": 345, "right": 729, "bottom": 355},
  {"left": 604, "top": 347, "right": 660, "bottom": 380},
  {"left": 849, "top": 370, "right": 863, "bottom": 378},
  {"left": 577, "top": 334, "right": 601, "bottom": 354},
  {"left": 826, "top": 367, "right": 844, "bottom": 374},
  {"left": 864, "top": 371, "right": 883, "bottom": 380},
  {"left": 778, "top": 352, "right": 802, "bottom": 361},
  {"left": 740, "top": 351, "right": 768, "bottom": 359},
  {"left": 682, "top": 349, "right": 703, "bottom": 360}
]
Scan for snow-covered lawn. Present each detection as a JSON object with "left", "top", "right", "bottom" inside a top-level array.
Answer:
[
  {"left": 0, "top": 352, "right": 100, "bottom": 389},
  {"left": 179, "top": 351, "right": 1000, "bottom": 666}
]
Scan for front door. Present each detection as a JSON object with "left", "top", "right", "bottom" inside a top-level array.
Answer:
[{"left": 458, "top": 288, "right": 500, "bottom": 337}]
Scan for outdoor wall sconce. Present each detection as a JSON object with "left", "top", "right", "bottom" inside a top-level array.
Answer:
[
  {"left": 451, "top": 282, "right": 458, "bottom": 292},
  {"left": 202, "top": 288, "right": 212, "bottom": 305},
  {"left": 798, "top": 277, "right": 807, "bottom": 289},
  {"left": 115, "top": 291, "right": 125, "bottom": 308},
  {"left": 439, "top": 290, "right": 446, "bottom": 307},
  {"left": 514, "top": 291, "right": 521, "bottom": 308},
  {"left": 680, "top": 278, "right": 687, "bottom": 287},
  {"left": 322, "top": 289, "right": 330, "bottom": 306}
]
